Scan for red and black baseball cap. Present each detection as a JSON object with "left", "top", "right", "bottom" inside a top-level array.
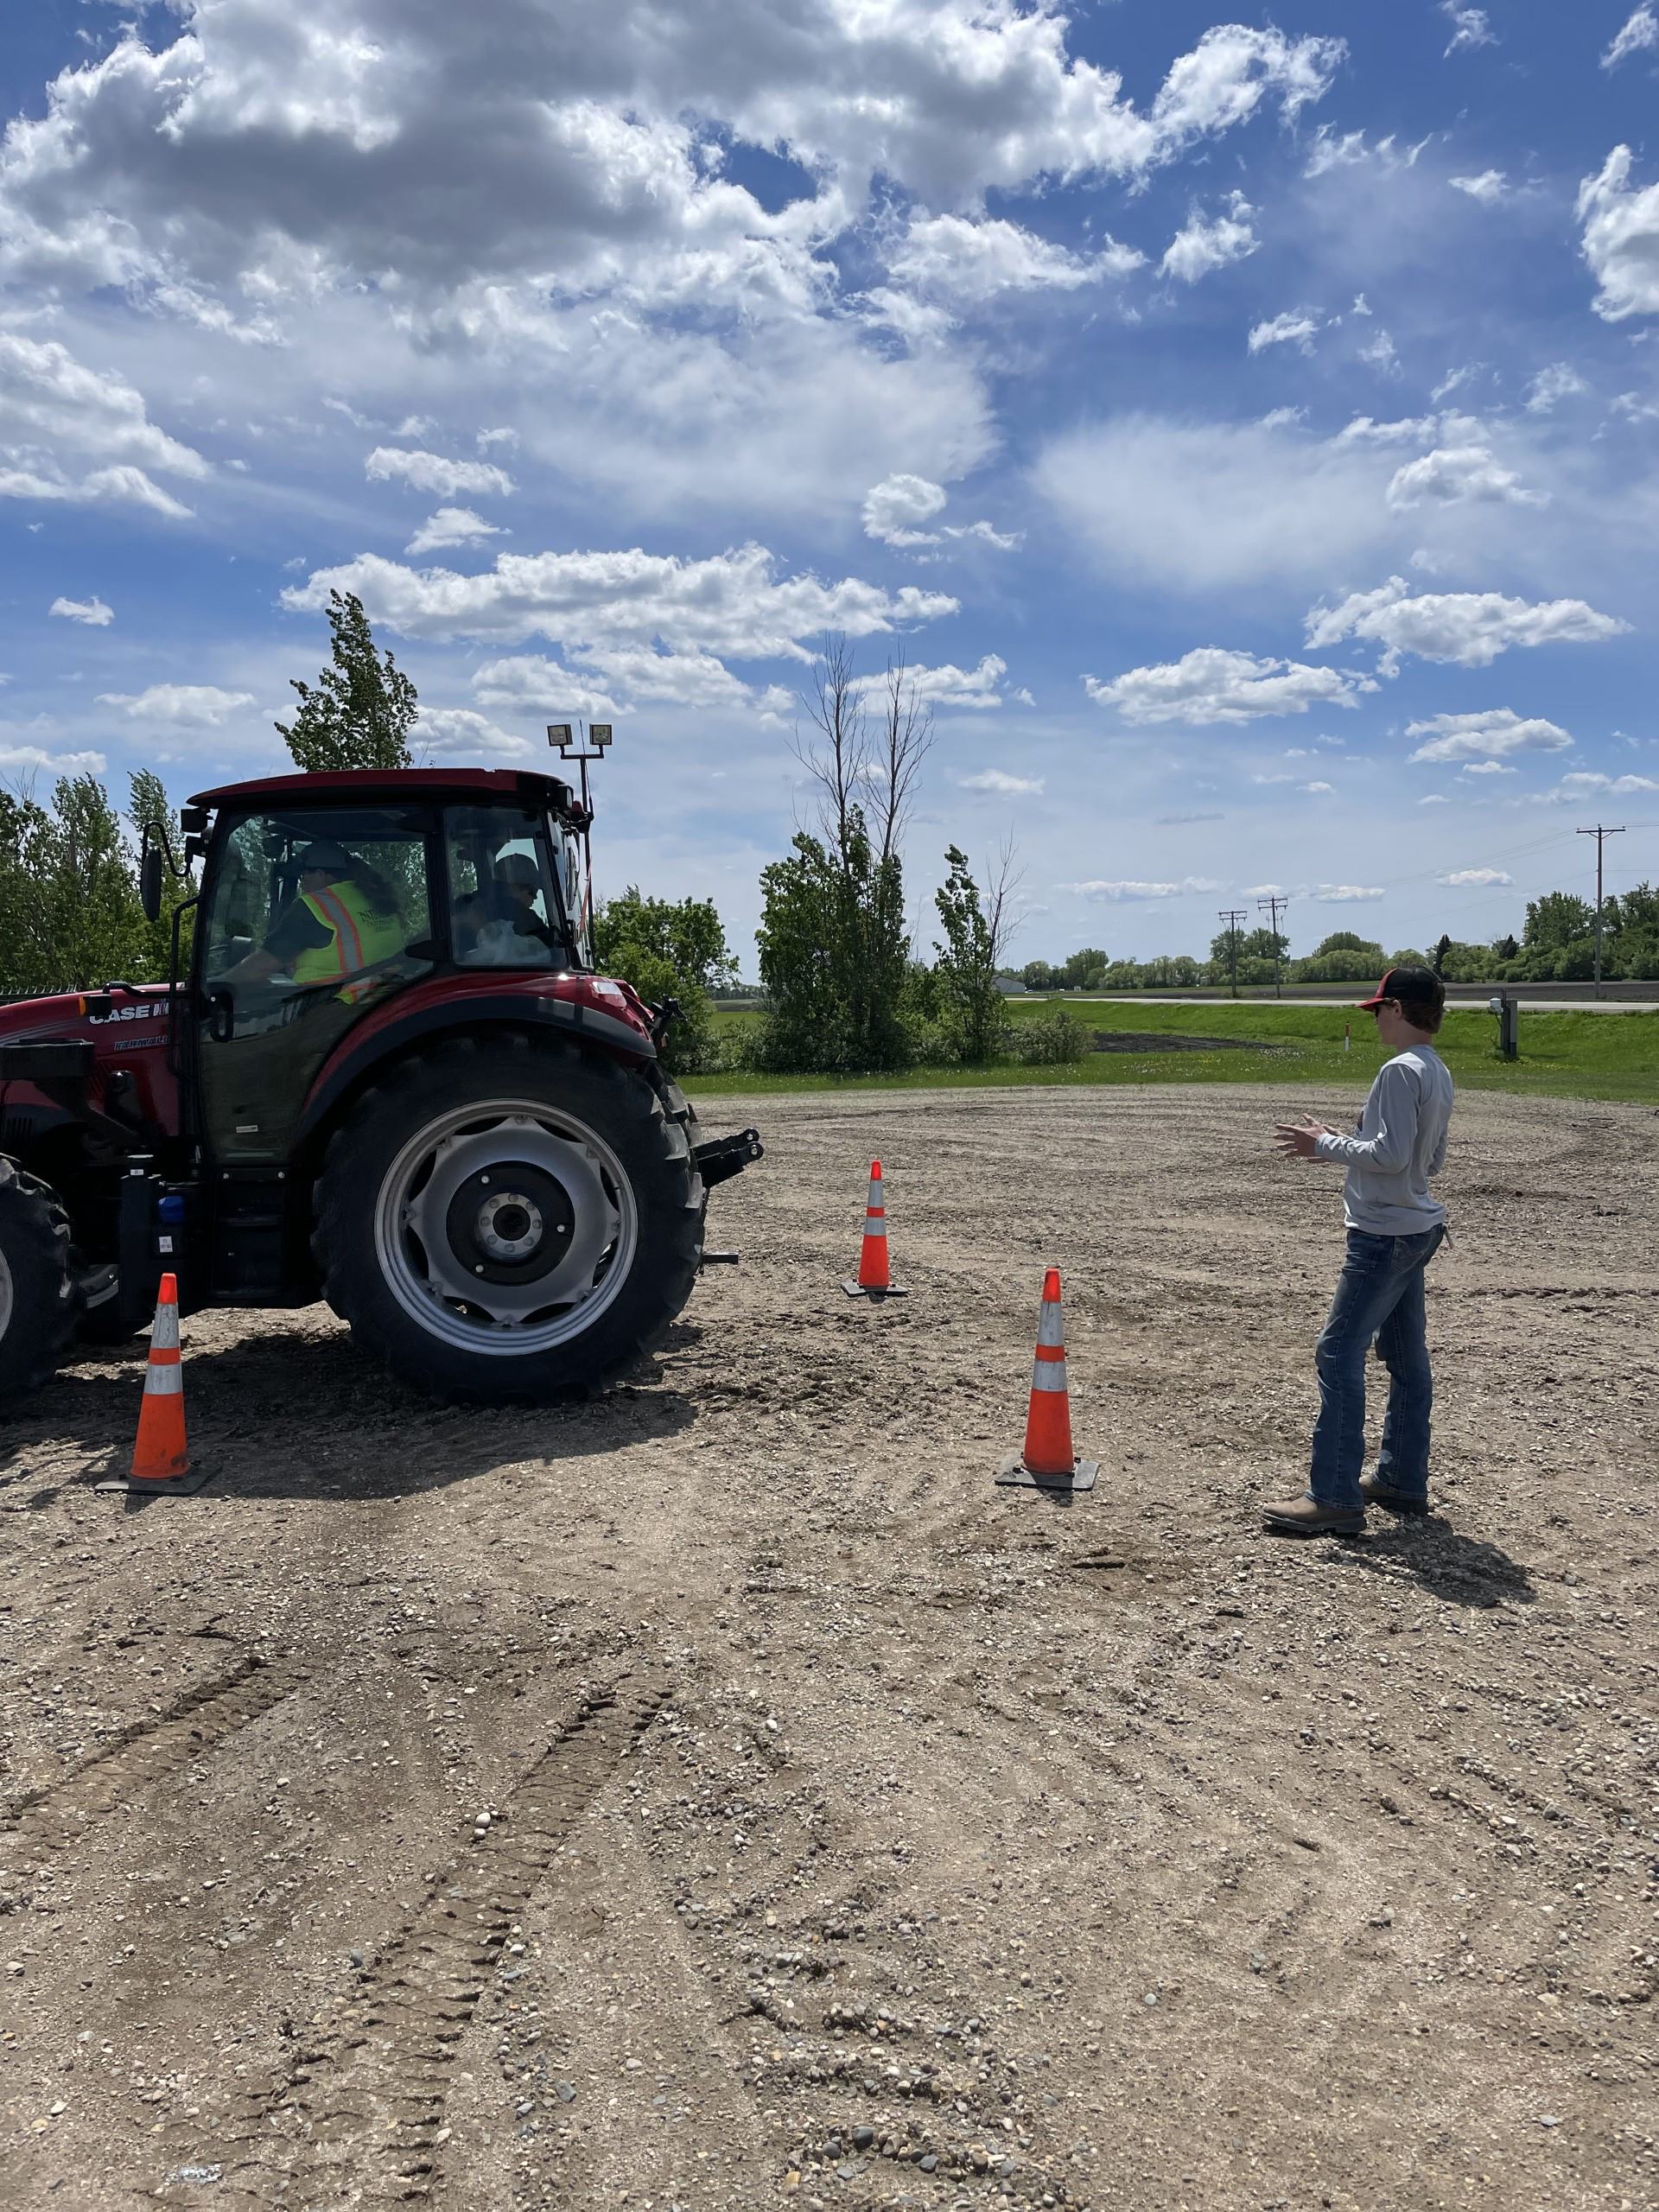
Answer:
[{"left": 1357, "top": 964, "right": 1444, "bottom": 1013}]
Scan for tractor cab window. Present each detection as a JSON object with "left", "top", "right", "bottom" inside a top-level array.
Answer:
[
  {"left": 445, "top": 806, "right": 571, "bottom": 970},
  {"left": 195, "top": 806, "right": 435, "bottom": 1164}
]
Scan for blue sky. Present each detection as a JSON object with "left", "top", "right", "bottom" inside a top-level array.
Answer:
[{"left": 3, "top": 0, "right": 1659, "bottom": 969}]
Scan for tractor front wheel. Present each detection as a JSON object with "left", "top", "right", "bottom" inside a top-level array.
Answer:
[
  {"left": 0, "top": 1160, "right": 76, "bottom": 1400},
  {"left": 312, "top": 1035, "right": 703, "bottom": 1402}
]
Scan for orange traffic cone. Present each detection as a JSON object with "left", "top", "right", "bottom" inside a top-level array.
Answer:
[
  {"left": 129, "top": 1274, "right": 209, "bottom": 1491},
  {"left": 996, "top": 1268, "right": 1097, "bottom": 1491},
  {"left": 843, "top": 1160, "right": 908, "bottom": 1299}
]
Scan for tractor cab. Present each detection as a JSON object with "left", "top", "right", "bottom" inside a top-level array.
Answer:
[
  {"left": 188, "top": 771, "right": 592, "bottom": 1168},
  {"left": 0, "top": 766, "right": 760, "bottom": 1405}
]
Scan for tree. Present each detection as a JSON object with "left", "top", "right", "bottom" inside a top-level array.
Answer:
[
  {"left": 0, "top": 773, "right": 165, "bottom": 994},
  {"left": 933, "top": 842, "right": 1019, "bottom": 1063},
  {"left": 276, "top": 589, "right": 418, "bottom": 772},
  {"left": 1522, "top": 893, "right": 1593, "bottom": 953},
  {"left": 1061, "top": 947, "right": 1109, "bottom": 991},
  {"left": 1020, "top": 959, "right": 1063, "bottom": 992},
  {"left": 1293, "top": 932, "right": 1385, "bottom": 984},
  {"left": 1432, "top": 932, "right": 1452, "bottom": 978},
  {"left": 592, "top": 886, "right": 735, "bottom": 1075},
  {"left": 755, "top": 640, "right": 931, "bottom": 1071}
]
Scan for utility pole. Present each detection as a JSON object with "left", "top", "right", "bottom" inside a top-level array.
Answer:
[
  {"left": 1218, "top": 908, "right": 1248, "bottom": 1000},
  {"left": 1257, "top": 893, "right": 1289, "bottom": 1000},
  {"left": 1576, "top": 824, "right": 1626, "bottom": 999}
]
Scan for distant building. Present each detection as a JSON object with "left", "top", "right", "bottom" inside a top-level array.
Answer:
[{"left": 995, "top": 976, "right": 1029, "bottom": 995}]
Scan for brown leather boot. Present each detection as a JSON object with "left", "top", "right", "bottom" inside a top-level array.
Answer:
[
  {"left": 1359, "top": 1474, "right": 1430, "bottom": 1516},
  {"left": 1261, "top": 1492, "right": 1365, "bottom": 1536}
]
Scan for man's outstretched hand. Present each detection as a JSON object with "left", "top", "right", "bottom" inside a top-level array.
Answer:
[{"left": 1274, "top": 1113, "right": 1336, "bottom": 1160}]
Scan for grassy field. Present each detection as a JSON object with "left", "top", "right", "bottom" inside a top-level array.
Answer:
[{"left": 686, "top": 997, "right": 1659, "bottom": 1104}]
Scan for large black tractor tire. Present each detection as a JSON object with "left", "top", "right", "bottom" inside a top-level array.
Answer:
[
  {"left": 0, "top": 1160, "right": 76, "bottom": 1401},
  {"left": 312, "top": 1033, "right": 704, "bottom": 1402}
]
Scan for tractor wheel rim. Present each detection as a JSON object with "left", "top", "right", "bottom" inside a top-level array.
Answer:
[
  {"left": 0, "top": 1245, "right": 12, "bottom": 1344},
  {"left": 374, "top": 1097, "right": 639, "bottom": 1357}
]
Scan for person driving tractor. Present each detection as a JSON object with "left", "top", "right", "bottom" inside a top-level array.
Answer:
[
  {"left": 454, "top": 850, "right": 560, "bottom": 965},
  {"left": 220, "top": 840, "right": 405, "bottom": 990}
]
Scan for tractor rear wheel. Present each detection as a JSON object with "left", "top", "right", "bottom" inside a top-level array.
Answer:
[
  {"left": 0, "top": 1160, "right": 76, "bottom": 1400},
  {"left": 312, "top": 1034, "right": 703, "bottom": 1402}
]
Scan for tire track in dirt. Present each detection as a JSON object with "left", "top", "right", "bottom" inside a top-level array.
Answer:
[
  {"left": 157, "top": 1664, "right": 670, "bottom": 2209},
  {"left": 2, "top": 1651, "right": 309, "bottom": 1866}
]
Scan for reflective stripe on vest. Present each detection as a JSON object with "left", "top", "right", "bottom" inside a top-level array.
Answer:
[{"left": 292, "top": 880, "right": 404, "bottom": 986}]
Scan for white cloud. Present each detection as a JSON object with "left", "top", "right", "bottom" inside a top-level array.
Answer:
[
  {"left": 1301, "top": 779, "right": 1335, "bottom": 793},
  {"left": 959, "top": 768, "right": 1043, "bottom": 796},
  {"left": 1524, "top": 364, "right": 1588, "bottom": 413},
  {"left": 1249, "top": 311, "right": 1320, "bottom": 354},
  {"left": 1067, "top": 877, "right": 1222, "bottom": 900},
  {"left": 1086, "top": 648, "right": 1361, "bottom": 727},
  {"left": 1306, "top": 576, "right": 1627, "bottom": 672},
  {"left": 1034, "top": 413, "right": 1404, "bottom": 594},
  {"left": 1548, "top": 771, "right": 1659, "bottom": 798},
  {"left": 1459, "top": 760, "right": 1516, "bottom": 776},
  {"left": 1358, "top": 330, "right": 1400, "bottom": 373},
  {"left": 0, "top": 10, "right": 1341, "bottom": 307},
  {"left": 1313, "top": 884, "right": 1386, "bottom": 902},
  {"left": 1419, "top": 794, "right": 1449, "bottom": 805},
  {"left": 470, "top": 657, "right": 618, "bottom": 720},
  {"left": 1578, "top": 148, "right": 1659, "bottom": 321},
  {"left": 1385, "top": 442, "right": 1543, "bottom": 510},
  {"left": 1450, "top": 170, "right": 1508, "bottom": 205},
  {"left": 1406, "top": 709, "right": 1573, "bottom": 762},
  {"left": 572, "top": 642, "right": 766, "bottom": 712},
  {"left": 0, "top": 461, "right": 194, "bottom": 519},
  {"left": 1161, "top": 194, "right": 1256, "bottom": 284},
  {"left": 1302, "top": 129, "right": 1422, "bottom": 178},
  {"left": 1440, "top": 868, "right": 1513, "bottom": 886},
  {"left": 95, "top": 683, "right": 255, "bottom": 726},
  {"left": 49, "top": 594, "right": 113, "bottom": 626},
  {"left": 887, "top": 214, "right": 1140, "bottom": 308},
  {"left": 404, "top": 507, "right": 505, "bottom": 556},
  {"left": 416, "top": 709, "right": 532, "bottom": 759},
  {"left": 0, "top": 742, "right": 108, "bottom": 774},
  {"left": 1442, "top": 5, "right": 1497, "bottom": 54},
  {"left": 365, "top": 448, "right": 514, "bottom": 499},
  {"left": 0, "top": 330, "right": 207, "bottom": 482},
  {"left": 284, "top": 543, "right": 957, "bottom": 660},
  {"left": 1603, "top": 7, "right": 1659, "bottom": 69},
  {"left": 1336, "top": 414, "right": 1439, "bottom": 446},
  {"left": 888, "top": 655, "right": 1007, "bottom": 711},
  {"left": 863, "top": 473, "right": 949, "bottom": 548}
]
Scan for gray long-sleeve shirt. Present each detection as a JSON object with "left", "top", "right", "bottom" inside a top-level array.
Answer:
[{"left": 1314, "top": 1046, "right": 1455, "bottom": 1234}]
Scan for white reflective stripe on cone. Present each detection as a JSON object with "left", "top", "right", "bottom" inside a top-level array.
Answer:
[
  {"left": 1035, "top": 1300, "right": 1065, "bottom": 1350},
  {"left": 863, "top": 1219, "right": 887, "bottom": 1236},
  {"left": 143, "top": 1365, "right": 183, "bottom": 1396},
  {"left": 1029, "top": 1362, "right": 1068, "bottom": 1394},
  {"left": 151, "top": 1306, "right": 180, "bottom": 1351}
]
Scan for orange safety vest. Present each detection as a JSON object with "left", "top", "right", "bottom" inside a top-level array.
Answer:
[{"left": 292, "top": 878, "right": 405, "bottom": 995}]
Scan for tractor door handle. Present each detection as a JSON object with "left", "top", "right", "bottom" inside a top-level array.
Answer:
[{"left": 208, "top": 989, "right": 236, "bottom": 1043}]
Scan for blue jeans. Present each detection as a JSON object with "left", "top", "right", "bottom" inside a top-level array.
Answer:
[{"left": 1309, "top": 1224, "right": 1446, "bottom": 1512}]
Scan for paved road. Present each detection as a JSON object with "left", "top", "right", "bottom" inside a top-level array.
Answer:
[{"left": 1038, "top": 994, "right": 1656, "bottom": 1014}]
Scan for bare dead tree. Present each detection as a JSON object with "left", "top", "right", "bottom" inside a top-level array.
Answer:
[
  {"left": 792, "top": 635, "right": 869, "bottom": 873},
  {"left": 871, "top": 650, "right": 935, "bottom": 868},
  {"left": 983, "top": 833, "right": 1026, "bottom": 975}
]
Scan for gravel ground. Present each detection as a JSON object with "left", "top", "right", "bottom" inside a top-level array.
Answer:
[{"left": 2, "top": 1081, "right": 1656, "bottom": 2212}]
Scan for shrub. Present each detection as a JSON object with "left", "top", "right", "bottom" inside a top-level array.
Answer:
[{"left": 1009, "top": 1008, "right": 1086, "bottom": 1065}]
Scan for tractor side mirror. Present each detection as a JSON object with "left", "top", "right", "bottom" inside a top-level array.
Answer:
[{"left": 140, "top": 834, "right": 164, "bottom": 924}]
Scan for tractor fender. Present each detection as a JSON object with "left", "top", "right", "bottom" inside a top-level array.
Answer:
[{"left": 293, "top": 990, "right": 657, "bottom": 1157}]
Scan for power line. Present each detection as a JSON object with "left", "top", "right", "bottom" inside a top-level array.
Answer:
[
  {"left": 1217, "top": 907, "right": 1249, "bottom": 1000},
  {"left": 1577, "top": 824, "right": 1628, "bottom": 998}
]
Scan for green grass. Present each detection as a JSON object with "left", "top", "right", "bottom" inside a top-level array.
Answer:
[{"left": 683, "top": 999, "right": 1659, "bottom": 1105}]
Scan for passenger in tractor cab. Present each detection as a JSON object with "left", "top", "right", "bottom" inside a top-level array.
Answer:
[
  {"left": 454, "top": 851, "right": 559, "bottom": 968},
  {"left": 219, "top": 840, "right": 406, "bottom": 993}
]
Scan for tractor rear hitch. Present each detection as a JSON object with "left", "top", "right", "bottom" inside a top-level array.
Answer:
[{"left": 692, "top": 1128, "right": 763, "bottom": 1189}]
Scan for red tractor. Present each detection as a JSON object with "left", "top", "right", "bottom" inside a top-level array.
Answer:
[{"left": 0, "top": 767, "right": 760, "bottom": 1402}]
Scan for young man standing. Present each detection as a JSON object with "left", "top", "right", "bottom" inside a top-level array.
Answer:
[{"left": 1263, "top": 966, "right": 1457, "bottom": 1536}]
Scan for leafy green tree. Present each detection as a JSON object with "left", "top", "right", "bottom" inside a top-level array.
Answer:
[
  {"left": 1020, "top": 959, "right": 1063, "bottom": 991},
  {"left": 276, "top": 589, "right": 418, "bottom": 772},
  {"left": 932, "top": 845, "right": 1006, "bottom": 1063},
  {"left": 592, "top": 886, "right": 735, "bottom": 1073},
  {"left": 1061, "top": 946, "right": 1109, "bottom": 991},
  {"left": 0, "top": 774, "right": 165, "bottom": 993},
  {"left": 753, "top": 640, "right": 928, "bottom": 1072},
  {"left": 1522, "top": 893, "right": 1593, "bottom": 953}
]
